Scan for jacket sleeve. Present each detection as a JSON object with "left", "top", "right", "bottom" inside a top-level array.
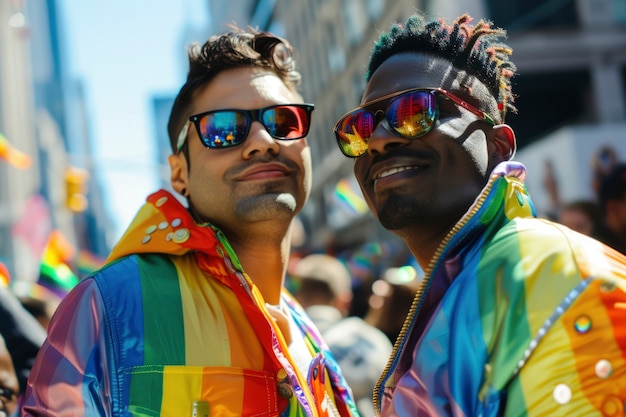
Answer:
[
  {"left": 21, "top": 278, "right": 111, "bottom": 416},
  {"left": 479, "top": 219, "right": 626, "bottom": 415}
]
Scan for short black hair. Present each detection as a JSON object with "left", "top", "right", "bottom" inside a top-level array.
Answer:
[
  {"left": 167, "top": 29, "right": 302, "bottom": 153},
  {"left": 368, "top": 14, "right": 517, "bottom": 122}
]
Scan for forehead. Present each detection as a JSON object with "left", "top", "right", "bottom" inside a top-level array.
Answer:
[
  {"left": 190, "top": 67, "right": 302, "bottom": 115},
  {"left": 362, "top": 52, "right": 485, "bottom": 105}
]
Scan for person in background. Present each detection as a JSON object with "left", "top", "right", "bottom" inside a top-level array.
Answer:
[
  {"left": 591, "top": 145, "right": 619, "bottom": 199},
  {"left": 598, "top": 163, "right": 626, "bottom": 253},
  {"left": 0, "top": 263, "right": 45, "bottom": 403},
  {"left": 292, "top": 254, "right": 391, "bottom": 417},
  {"left": 23, "top": 29, "right": 358, "bottom": 416},
  {"left": 292, "top": 254, "right": 353, "bottom": 333},
  {"left": 0, "top": 334, "right": 19, "bottom": 417},
  {"left": 557, "top": 199, "right": 604, "bottom": 238},
  {"left": 333, "top": 13, "right": 626, "bottom": 416},
  {"left": 17, "top": 294, "right": 57, "bottom": 330},
  {"left": 364, "top": 265, "right": 421, "bottom": 344}
]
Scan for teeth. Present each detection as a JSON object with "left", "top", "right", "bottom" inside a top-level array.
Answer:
[{"left": 377, "top": 166, "right": 416, "bottom": 179}]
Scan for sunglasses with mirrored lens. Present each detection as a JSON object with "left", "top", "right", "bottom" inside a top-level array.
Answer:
[
  {"left": 333, "top": 88, "right": 494, "bottom": 158},
  {"left": 177, "top": 104, "right": 314, "bottom": 151}
]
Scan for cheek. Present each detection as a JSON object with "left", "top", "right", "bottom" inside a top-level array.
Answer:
[
  {"left": 353, "top": 160, "right": 375, "bottom": 205},
  {"left": 353, "top": 160, "right": 366, "bottom": 188},
  {"left": 460, "top": 130, "right": 489, "bottom": 176},
  {"left": 437, "top": 112, "right": 475, "bottom": 138},
  {"left": 187, "top": 154, "right": 222, "bottom": 194},
  {"left": 437, "top": 114, "right": 489, "bottom": 175},
  {"left": 300, "top": 145, "right": 313, "bottom": 196}
]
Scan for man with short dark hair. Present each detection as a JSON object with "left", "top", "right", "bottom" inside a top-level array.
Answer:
[
  {"left": 598, "top": 163, "right": 626, "bottom": 253},
  {"left": 334, "top": 13, "right": 626, "bottom": 416},
  {"left": 24, "top": 29, "right": 358, "bottom": 416}
]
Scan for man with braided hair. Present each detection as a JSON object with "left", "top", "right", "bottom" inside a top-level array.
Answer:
[{"left": 334, "top": 13, "right": 626, "bottom": 416}]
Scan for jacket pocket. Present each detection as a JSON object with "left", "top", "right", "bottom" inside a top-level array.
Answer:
[{"left": 126, "top": 365, "right": 279, "bottom": 417}]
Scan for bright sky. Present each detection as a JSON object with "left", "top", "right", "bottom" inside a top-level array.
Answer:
[{"left": 60, "top": 1, "right": 208, "bottom": 244}]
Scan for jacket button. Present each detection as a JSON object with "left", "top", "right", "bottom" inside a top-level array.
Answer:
[
  {"left": 192, "top": 400, "right": 209, "bottom": 417},
  {"left": 278, "top": 382, "right": 293, "bottom": 399},
  {"left": 173, "top": 228, "right": 190, "bottom": 243}
]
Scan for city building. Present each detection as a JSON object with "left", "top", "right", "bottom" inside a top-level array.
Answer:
[
  {"left": 0, "top": 0, "right": 112, "bottom": 283},
  {"left": 165, "top": 0, "right": 626, "bottom": 264}
]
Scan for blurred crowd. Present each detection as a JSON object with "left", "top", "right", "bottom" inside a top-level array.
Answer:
[
  {"left": 0, "top": 231, "right": 103, "bottom": 415},
  {"left": 545, "top": 145, "right": 626, "bottom": 253}
]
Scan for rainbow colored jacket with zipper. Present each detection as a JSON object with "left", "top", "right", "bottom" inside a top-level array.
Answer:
[
  {"left": 23, "top": 189, "right": 359, "bottom": 417},
  {"left": 376, "top": 161, "right": 626, "bottom": 417}
]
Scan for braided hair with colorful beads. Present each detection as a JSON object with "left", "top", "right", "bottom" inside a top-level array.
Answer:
[{"left": 367, "top": 14, "right": 517, "bottom": 124}]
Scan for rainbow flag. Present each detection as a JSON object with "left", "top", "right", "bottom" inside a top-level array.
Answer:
[
  {"left": 334, "top": 178, "right": 368, "bottom": 214},
  {"left": 0, "top": 261, "right": 10, "bottom": 286},
  {"left": 76, "top": 250, "right": 106, "bottom": 278},
  {"left": 0, "top": 132, "right": 32, "bottom": 169},
  {"left": 39, "top": 230, "right": 79, "bottom": 298}
]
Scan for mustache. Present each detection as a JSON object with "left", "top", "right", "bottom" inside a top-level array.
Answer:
[
  {"left": 226, "top": 154, "right": 301, "bottom": 176},
  {"left": 367, "top": 147, "right": 436, "bottom": 167}
]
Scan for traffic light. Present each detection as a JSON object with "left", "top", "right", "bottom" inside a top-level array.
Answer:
[{"left": 64, "top": 167, "right": 89, "bottom": 212}]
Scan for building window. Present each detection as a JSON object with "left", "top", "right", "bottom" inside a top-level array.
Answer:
[
  {"left": 486, "top": 0, "right": 579, "bottom": 32},
  {"left": 621, "top": 65, "right": 626, "bottom": 106},
  {"left": 507, "top": 70, "right": 592, "bottom": 149},
  {"left": 614, "top": 0, "right": 626, "bottom": 23},
  {"left": 328, "top": 46, "right": 346, "bottom": 73},
  {"left": 343, "top": 0, "right": 368, "bottom": 44},
  {"left": 366, "top": 0, "right": 385, "bottom": 20}
]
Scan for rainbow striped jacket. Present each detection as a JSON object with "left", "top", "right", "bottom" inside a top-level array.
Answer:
[
  {"left": 23, "top": 190, "right": 358, "bottom": 417},
  {"left": 376, "top": 162, "right": 626, "bottom": 417}
]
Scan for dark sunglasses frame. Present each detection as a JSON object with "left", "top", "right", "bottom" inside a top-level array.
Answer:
[
  {"left": 177, "top": 103, "right": 314, "bottom": 152},
  {"left": 333, "top": 87, "right": 495, "bottom": 158}
]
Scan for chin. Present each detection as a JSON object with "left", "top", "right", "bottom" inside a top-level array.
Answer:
[{"left": 376, "top": 199, "right": 420, "bottom": 231}]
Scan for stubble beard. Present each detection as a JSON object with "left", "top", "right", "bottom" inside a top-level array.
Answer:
[{"left": 234, "top": 182, "right": 299, "bottom": 223}]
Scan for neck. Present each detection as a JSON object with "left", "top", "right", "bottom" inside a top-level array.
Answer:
[
  {"left": 398, "top": 224, "right": 454, "bottom": 272},
  {"left": 224, "top": 223, "right": 294, "bottom": 305}
]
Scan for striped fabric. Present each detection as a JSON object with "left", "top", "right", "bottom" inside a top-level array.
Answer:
[
  {"left": 377, "top": 161, "right": 626, "bottom": 417},
  {"left": 23, "top": 190, "right": 358, "bottom": 416}
]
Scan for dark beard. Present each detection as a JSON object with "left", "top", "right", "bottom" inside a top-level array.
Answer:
[
  {"left": 376, "top": 191, "right": 472, "bottom": 233},
  {"left": 377, "top": 194, "right": 434, "bottom": 231}
]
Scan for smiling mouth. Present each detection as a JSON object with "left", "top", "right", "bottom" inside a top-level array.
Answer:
[
  {"left": 375, "top": 165, "right": 422, "bottom": 180},
  {"left": 238, "top": 163, "right": 291, "bottom": 181}
]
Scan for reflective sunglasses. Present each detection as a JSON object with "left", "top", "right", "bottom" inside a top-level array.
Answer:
[
  {"left": 333, "top": 88, "right": 495, "bottom": 158},
  {"left": 177, "top": 103, "right": 314, "bottom": 152}
]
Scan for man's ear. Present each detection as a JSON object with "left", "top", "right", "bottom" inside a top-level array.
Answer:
[
  {"left": 492, "top": 124, "right": 516, "bottom": 160},
  {"left": 168, "top": 153, "right": 188, "bottom": 196}
]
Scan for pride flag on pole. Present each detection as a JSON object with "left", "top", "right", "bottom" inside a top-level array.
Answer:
[
  {"left": 0, "top": 132, "right": 32, "bottom": 169},
  {"left": 38, "top": 230, "right": 79, "bottom": 298},
  {"left": 0, "top": 262, "right": 10, "bottom": 286},
  {"left": 334, "top": 178, "right": 368, "bottom": 214},
  {"left": 76, "top": 250, "right": 106, "bottom": 278}
]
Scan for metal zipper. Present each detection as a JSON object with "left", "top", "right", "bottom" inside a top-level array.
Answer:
[{"left": 372, "top": 176, "right": 497, "bottom": 415}]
